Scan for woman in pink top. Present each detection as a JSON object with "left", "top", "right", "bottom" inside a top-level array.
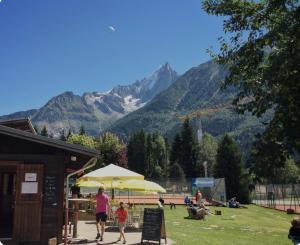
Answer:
[{"left": 95, "top": 187, "right": 109, "bottom": 241}]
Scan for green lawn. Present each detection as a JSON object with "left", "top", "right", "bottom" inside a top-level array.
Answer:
[{"left": 163, "top": 205, "right": 293, "bottom": 245}]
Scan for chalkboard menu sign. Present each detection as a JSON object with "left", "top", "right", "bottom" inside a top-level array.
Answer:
[
  {"left": 141, "top": 208, "right": 166, "bottom": 245},
  {"left": 43, "top": 175, "right": 58, "bottom": 208}
]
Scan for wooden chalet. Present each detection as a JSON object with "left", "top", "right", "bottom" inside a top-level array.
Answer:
[{"left": 0, "top": 119, "right": 99, "bottom": 244}]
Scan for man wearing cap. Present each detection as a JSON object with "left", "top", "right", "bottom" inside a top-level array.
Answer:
[{"left": 95, "top": 186, "right": 109, "bottom": 241}]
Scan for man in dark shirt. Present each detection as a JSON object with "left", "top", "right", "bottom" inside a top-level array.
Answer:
[{"left": 288, "top": 217, "right": 300, "bottom": 244}]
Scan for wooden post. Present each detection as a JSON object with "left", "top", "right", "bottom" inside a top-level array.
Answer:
[
  {"left": 64, "top": 207, "right": 69, "bottom": 245},
  {"left": 72, "top": 194, "right": 79, "bottom": 238}
]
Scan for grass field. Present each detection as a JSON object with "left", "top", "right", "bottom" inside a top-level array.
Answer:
[{"left": 163, "top": 205, "right": 293, "bottom": 245}]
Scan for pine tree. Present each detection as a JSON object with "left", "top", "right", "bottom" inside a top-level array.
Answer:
[
  {"left": 145, "top": 134, "right": 154, "bottom": 178},
  {"left": 79, "top": 125, "right": 86, "bottom": 135},
  {"left": 59, "top": 129, "right": 67, "bottom": 141},
  {"left": 169, "top": 162, "right": 185, "bottom": 181},
  {"left": 127, "top": 130, "right": 147, "bottom": 175},
  {"left": 40, "top": 126, "right": 49, "bottom": 137},
  {"left": 170, "top": 133, "right": 182, "bottom": 165},
  {"left": 180, "top": 118, "right": 198, "bottom": 177},
  {"left": 214, "top": 134, "right": 249, "bottom": 203}
]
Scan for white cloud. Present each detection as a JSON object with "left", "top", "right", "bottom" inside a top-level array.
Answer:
[{"left": 108, "top": 26, "right": 116, "bottom": 32}]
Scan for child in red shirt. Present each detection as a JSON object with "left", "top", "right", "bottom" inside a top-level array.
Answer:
[{"left": 115, "top": 202, "right": 128, "bottom": 244}]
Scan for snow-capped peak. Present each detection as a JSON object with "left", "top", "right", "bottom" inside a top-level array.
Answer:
[{"left": 83, "top": 63, "right": 178, "bottom": 114}]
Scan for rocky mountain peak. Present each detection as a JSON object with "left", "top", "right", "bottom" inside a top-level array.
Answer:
[{"left": 0, "top": 63, "right": 178, "bottom": 136}]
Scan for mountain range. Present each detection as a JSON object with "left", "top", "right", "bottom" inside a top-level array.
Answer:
[
  {"left": 0, "top": 60, "right": 269, "bottom": 152},
  {"left": 0, "top": 63, "right": 178, "bottom": 136},
  {"left": 108, "top": 60, "right": 270, "bottom": 152}
]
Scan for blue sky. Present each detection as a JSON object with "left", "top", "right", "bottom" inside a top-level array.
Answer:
[{"left": 0, "top": 0, "right": 224, "bottom": 115}]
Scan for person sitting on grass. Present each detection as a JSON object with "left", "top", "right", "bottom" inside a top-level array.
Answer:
[
  {"left": 228, "top": 197, "right": 240, "bottom": 208},
  {"left": 206, "top": 197, "right": 226, "bottom": 207},
  {"left": 188, "top": 201, "right": 197, "bottom": 215},
  {"left": 170, "top": 202, "right": 176, "bottom": 209},
  {"left": 195, "top": 207, "right": 208, "bottom": 220},
  {"left": 184, "top": 196, "right": 191, "bottom": 205},
  {"left": 159, "top": 197, "right": 165, "bottom": 206},
  {"left": 186, "top": 201, "right": 208, "bottom": 220},
  {"left": 198, "top": 201, "right": 210, "bottom": 212},
  {"left": 288, "top": 217, "right": 300, "bottom": 245},
  {"left": 115, "top": 202, "right": 128, "bottom": 244}
]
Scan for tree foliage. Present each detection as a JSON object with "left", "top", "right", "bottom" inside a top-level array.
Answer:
[
  {"left": 127, "top": 130, "right": 169, "bottom": 179},
  {"left": 277, "top": 158, "right": 300, "bottom": 184},
  {"left": 169, "top": 162, "right": 186, "bottom": 181},
  {"left": 151, "top": 133, "right": 169, "bottom": 179},
  {"left": 252, "top": 155, "right": 300, "bottom": 184},
  {"left": 127, "top": 130, "right": 147, "bottom": 175},
  {"left": 170, "top": 133, "right": 182, "bottom": 165},
  {"left": 197, "top": 133, "right": 218, "bottom": 177},
  {"left": 170, "top": 118, "right": 199, "bottom": 177},
  {"left": 117, "top": 147, "right": 128, "bottom": 169},
  {"left": 67, "top": 134, "right": 97, "bottom": 149},
  {"left": 40, "top": 126, "right": 49, "bottom": 137},
  {"left": 67, "top": 132, "right": 127, "bottom": 170},
  {"left": 202, "top": 0, "right": 300, "bottom": 164},
  {"left": 97, "top": 132, "right": 127, "bottom": 168},
  {"left": 214, "top": 134, "right": 250, "bottom": 203},
  {"left": 180, "top": 118, "right": 198, "bottom": 177}
]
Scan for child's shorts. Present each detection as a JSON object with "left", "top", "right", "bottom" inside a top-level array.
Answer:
[{"left": 119, "top": 222, "right": 126, "bottom": 230}]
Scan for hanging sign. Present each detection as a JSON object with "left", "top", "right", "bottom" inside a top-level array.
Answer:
[
  {"left": 25, "top": 173, "right": 37, "bottom": 182},
  {"left": 21, "top": 182, "right": 38, "bottom": 194}
]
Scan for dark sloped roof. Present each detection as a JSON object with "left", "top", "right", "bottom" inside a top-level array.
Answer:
[
  {"left": 0, "top": 118, "right": 36, "bottom": 134},
  {"left": 0, "top": 124, "right": 99, "bottom": 157}
]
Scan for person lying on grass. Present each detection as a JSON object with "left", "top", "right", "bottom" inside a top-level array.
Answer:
[
  {"left": 228, "top": 197, "right": 247, "bottom": 208},
  {"left": 229, "top": 197, "right": 240, "bottom": 208}
]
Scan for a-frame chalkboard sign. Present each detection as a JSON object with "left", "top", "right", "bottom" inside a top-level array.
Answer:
[{"left": 141, "top": 208, "right": 167, "bottom": 245}]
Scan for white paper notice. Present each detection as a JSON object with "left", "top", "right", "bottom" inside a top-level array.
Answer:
[
  {"left": 21, "top": 182, "right": 38, "bottom": 194},
  {"left": 25, "top": 173, "right": 37, "bottom": 182}
]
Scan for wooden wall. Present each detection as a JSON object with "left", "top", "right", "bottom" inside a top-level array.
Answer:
[
  {"left": 0, "top": 134, "right": 67, "bottom": 244},
  {"left": 0, "top": 156, "right": 66, "bottom": 244}
]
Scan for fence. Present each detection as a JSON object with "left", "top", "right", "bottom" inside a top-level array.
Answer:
[
  {"left": 79, "top": 177, "right": 226, "bottom": 205},
  {"left": 152, "top": 178, "right": 226, "bottom": 202},
  {"left": 252, "top": 183, "right": 300, "bottom": 213}
]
